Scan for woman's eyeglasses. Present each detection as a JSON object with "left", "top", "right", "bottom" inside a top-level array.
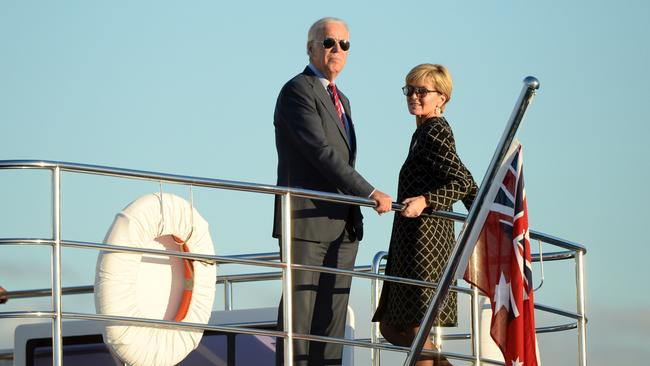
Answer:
[
  {"left": 402, "top": 85, "right": 439, "bottom": 97},
  {"left": 322, "top": 37, "right": 350, "bottom": 51}
]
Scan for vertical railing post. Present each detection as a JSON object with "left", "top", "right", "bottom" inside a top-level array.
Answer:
[
  {"left": 281, "top": 192, "right": 294, "bottom": 366},
  {"left": 224, "top": 280, "right": 233, "bottom": 311},
  {"left": 575, "top": 250, "right": 587, "bottom": 366},
  {"left": 471, "top": 286, "right": 481, "bottom": 366},
  {"left": 370, "top": 251, "right": 387, "bottom": 366},
  {"left": 51, "top": 166, "right": 63, "bottom": 366}
]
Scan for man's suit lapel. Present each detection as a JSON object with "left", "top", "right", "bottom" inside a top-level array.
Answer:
[{"left": 302, "top": 67, "right": 352, "bottom": 151}]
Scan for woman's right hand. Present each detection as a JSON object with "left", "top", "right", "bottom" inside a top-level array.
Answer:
[{"left": 401, "top": 196, "right": 427, "bottom": 218}]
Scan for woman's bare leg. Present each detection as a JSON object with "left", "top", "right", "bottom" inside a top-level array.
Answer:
[{"left": 379, "top": 323, "right": 440, "bottom": 366}]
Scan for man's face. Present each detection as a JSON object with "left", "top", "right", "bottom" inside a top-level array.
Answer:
[{"left": 308, "top": 22, "right": 349, "bottom": 81}]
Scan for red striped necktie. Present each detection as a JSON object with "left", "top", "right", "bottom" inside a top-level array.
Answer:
[{"left": 327, "top": 83, "right": 348, "bottom": 133}]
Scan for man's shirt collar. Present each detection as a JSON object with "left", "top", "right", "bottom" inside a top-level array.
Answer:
[{"left": 308, "top": 63, "right": 332, "bottom": 89}]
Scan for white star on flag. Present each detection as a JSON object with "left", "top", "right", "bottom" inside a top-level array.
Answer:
[
  {"left": 493, "top": 272, "right": 521, "bottom": 318},
  {"left": 511, "top": 357, "right": 524, "bottom": 366},
  {"left": 493, "top": 272, "right": 511, "bottom": 313}
]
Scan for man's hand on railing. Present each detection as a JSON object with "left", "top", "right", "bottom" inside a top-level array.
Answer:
[{"left": 371, "top": 190, "right": 393, "bottom": 215}]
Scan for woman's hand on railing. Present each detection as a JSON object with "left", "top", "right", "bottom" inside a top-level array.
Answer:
[{"left": 401, "top": 196, "right": 427, "bottom": 218}]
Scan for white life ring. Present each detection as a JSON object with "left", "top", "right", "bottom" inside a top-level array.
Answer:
[{"left": 95, "top": 193, "right": 216, "bottom": 366}]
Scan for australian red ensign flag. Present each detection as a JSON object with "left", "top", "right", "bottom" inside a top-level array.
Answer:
[{"left": 463, "top": 141, "right": 541, "bottom": 366}]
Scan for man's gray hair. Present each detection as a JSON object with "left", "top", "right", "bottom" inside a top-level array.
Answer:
[{"left": 307, "top": 17, "right": 348, "bottom": 43}]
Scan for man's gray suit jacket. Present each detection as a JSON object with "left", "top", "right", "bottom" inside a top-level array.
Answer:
[{"left": 273, "top": 67, "right": 374, "bottom": 242}]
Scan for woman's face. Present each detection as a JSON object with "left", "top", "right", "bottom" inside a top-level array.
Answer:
[{"left": 405, "top": 79, "right": 446, "bottom": 119}]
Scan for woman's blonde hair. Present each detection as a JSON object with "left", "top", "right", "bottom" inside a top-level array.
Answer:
[{"left": 405, "top": 63, "right": 453, "bottom": 112}]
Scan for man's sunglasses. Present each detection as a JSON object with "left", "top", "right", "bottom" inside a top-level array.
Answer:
[{"left": 322, "top": 37, "right": 350, "bottom": 51}]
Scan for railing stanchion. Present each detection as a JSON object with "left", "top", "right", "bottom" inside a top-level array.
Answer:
[
  {"left": 281, "top": 192, "right": 294, "bottom": 366},
  {"left": 471, "top": 286, "right": 481, "bottom": 366},
  {"left": 371, "top": 251, "right": 387, "bottom": 366},
  {"left": 51, "top": 166, "right": 63, "bottom": 366},
  {"left": 224, "top": 280, "right": 233, "bottom": 311},
  {"left": 576, "top": 250, "right": 587, "bottom": 366}
]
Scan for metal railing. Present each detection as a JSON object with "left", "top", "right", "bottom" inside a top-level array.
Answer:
[
  {"left": 1, "top": 239, "right": 586, "bottom": 365},
  {"left": 0, "top": 76, "right": 588, "bottom": 365},
  {"left": 370, "top": 219, "right": 588, "bottom": 365},
  {"left": 0, "top": 157, "right": 399, "bottom": 366},
  {"left": 0, "top": 161, "right": 589, "bottom": 366}
]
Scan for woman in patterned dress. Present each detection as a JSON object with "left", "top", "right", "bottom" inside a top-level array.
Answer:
[{"left": 372, "top": 64, "right": 477, "bottom": 366}]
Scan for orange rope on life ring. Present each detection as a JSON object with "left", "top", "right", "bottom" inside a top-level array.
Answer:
[{"left": 172, "top": 234, "right": 194, "bottom": 322}]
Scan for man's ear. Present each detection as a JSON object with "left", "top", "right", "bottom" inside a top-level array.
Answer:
[{"left": 306, "top": 41, "right": 313, "bottom": 57}]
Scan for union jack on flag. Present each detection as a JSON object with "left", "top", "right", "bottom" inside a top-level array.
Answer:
[{"left": 463, "top": 141, "right": 541, "bottom": 366}]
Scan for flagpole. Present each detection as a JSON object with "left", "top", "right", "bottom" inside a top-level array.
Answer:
[{"left": 404, "top": 76, "right": 540, "bottom": 366}]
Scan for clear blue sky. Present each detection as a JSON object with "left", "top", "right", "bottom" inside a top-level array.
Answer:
[{"left": 1, "top": 1, "right": 649, "bottom": 365}]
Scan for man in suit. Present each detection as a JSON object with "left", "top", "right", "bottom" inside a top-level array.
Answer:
[{"left": 273, "top": 17, "right": 392, "bottom": 365}]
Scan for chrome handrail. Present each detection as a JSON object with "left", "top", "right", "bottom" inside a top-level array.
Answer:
[
  {"left": 369, "top": 245, "right": 587, "bottom": 365},
  {"left": 1, "top": 249, "right": 586, "bottom": 365},
  {"left": 0, "top": 77, "right": 587, "bottom": 366},
  {"left": 0, "top": 159, "right": 381, "bottom": 210},
  {"left": 422, "top": 210, "right": 587, "bottom": 254},
  {"left": 0, "top": 160, "right": 587, "bottom": 366}
]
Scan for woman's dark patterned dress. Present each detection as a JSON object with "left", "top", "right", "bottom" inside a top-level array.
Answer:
[{"left": 372, "top": 116, "right": 477, "bottom": 327}]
